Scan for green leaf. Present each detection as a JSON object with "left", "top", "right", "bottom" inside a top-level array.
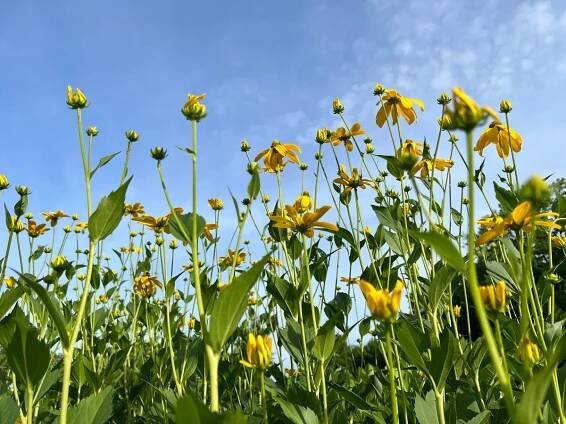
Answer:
[
  {"left": 396, "top": 317, "right": 429, "bottom": 374},
  {"left": 273, "top": 395, "right": 319, "bottom": 424},
  {"left": 429, "top": 267, "right": 456, "bottom": 312},
  {"left": 0, "top": 394, "right": 19, "bottom": 424},
  {"left": 247, "top": 168, "right": 260, "bottom": 200},
  {"left": 17, "top": 272, "right": 70, "bottom": 348},
  {"left": 494, "top": 182, "right": 518, "bottom": 214},
  {"left": 89, "top": 177, "right": 132, "bottom": 242},
  {"left": 413, "top": 231, "right": 465, "bottom": 273},
  {"left": 0, "top": 285, "right": 25, "bottom": 321},
  {"left": 415, "top": 391, "right": 439, "bottom": 424},
  {"left": 67, "top": 386, "right": 114, "bottom": 424},
  {"left": 90, "top": 152, "right": 121, "bottom": 178},
  {"left": 429, "top": 331, "right": 457, "bottom": 391},
  {"left": 168, "top": 212, "right": 206, "bottom": 246},
  {"left": 329, "top": 383, "right": 374, "bottom": 411},
  {"left": 176, "top": 391, "right": 247, "bottom": 424},
  {"left": 208, "top": 254, "right": 270, "bottom": 351},
  {"left": 313, "top": 322, "right": 335, "bottom": 362},
  {"left": 7, "top": 321, "right": 50, "bottom": 388},
  {"left": 466, "top": 411, "right": 491, "bottom": 424}
]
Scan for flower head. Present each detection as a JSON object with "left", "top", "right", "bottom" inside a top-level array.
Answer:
[
  {"left": 396, "top": 140, "right": 423, "bottom": 170},
  {"left": 411, "top": 158, "right": 453, "bottom": 178},
  {"left": 208, "top": 198, "right": 224, "bottom": 211},
  {"left": 359, "top": 279, "right": 404, "bottom": 321},
  {"left": 219, "top": 249, "right": 246, "bottom": 269},
  {"left": 240, "top": 334, "right": 272, "bottom": 369},
  {"left": 269, "top": 204, "right": 338, "bottom": 238},
  {"left": 475, "top": 122, "right": 523, "bottom": 158},
  {"left": 134, "top": 272, "right": 162, "bottom": 298},
  {"left": 124, "top": 202, "right": 145, "bottom": 218},
  {"left": 443, "top": 87, "right": 499, "bottom": 131},
  {"left": 181, "top": 93, "right": 207, "bottom": 121},
  {"left": 376, "top": 89, "right": 424, "bottom": 127},
  {"left": 334, "top": 168, "right": 375, "bottom": 197},
  {"left": 255, "top": 140, "right": 301, "bottom": 173},
  {"left": 479, "top": 280, "right": 506, "bottom": 313},
  {"left": 42, "top": 210, "right": 69, "bottom": 227},
  {"left": 330, "top": 123, "right": 366, "bottom": 152},
  {"left": 517, "top": 337, "right": 540, "bottom": 365},
  {"left": 0, "top": 174, "right": 10, "bottom": 190},
  {"left": 66, "top": 86, "right": 88, "bottom": 109},
  {"left": 27, "top": 220, "right": 49, "bottom": 238}
]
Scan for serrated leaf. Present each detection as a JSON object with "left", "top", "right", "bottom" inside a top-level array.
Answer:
[
  {"left": 90, "top": 152, "right": 120, "bottom": 178},
  {"left": 208, "top": 255, "right": 270, "bottom": 351},
  {"left": 68, "top": 386, "right": 114, "bottom": 424},
  {"left": 413, "top": 231, "right": 465, "bottom": 273},
  {"left": 89, "top": 177, "right": 132, "bottom": 242}
]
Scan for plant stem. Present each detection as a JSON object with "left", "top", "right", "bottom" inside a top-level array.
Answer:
[
  {"left": 464, "top": 130, "right": 514, "bottom": 414},
  {"left": 385, "top": 324, "right": 398, "bottom": 424},
  {"left": 260, "top": 370, "right": 269, "bottom": 423}
]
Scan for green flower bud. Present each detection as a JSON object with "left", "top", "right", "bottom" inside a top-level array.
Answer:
[
  {"left": 500, "top": 99, "right": 512, "bottom": 113},
  {"left": 86, "top": 126, "right": 99, "bottom": 137},
  {"left": 0, "top": 174, "right": 10, "bottom": 190},
  {"left": 240, "top": 139, "right": 251, "bottom": 152},
  {"left": 150, "top": 147, "right": 167, "bottom": 161},
  {"left": 125, "top": 130, "right": 140, "bottom": 142},
  {"left": 332, "top": 98, "right": 344, "bottom": 114}
]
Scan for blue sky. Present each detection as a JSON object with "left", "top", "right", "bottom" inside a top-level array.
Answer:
[{"left": 1, "top": 0, "right": 566, "bottom": 244}]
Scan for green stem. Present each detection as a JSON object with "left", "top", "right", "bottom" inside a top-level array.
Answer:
[
  {"left": 26, "top": 384, "right": 34, "bottom": 424},
  {"left": 261, "top": 371, "right": 269, "bottom": 423},
  {"left": 386, "top": 324, "right": 398, "bottom": 424},
  {"left": 464, "top": 130, "right": 514, "bottom": 415}
]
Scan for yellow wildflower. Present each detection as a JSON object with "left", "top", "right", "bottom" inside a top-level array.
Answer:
[
  {"left": 552, "top": 235, "right": 566, "bottom": 248},
  {"left": 359, "top": 279, "right": 404, "bottom": 321},
  {"left": 411, "top": 158, "right": 453, "bottom": 178},
  {"left": 240, "top": 334, "right": 273, "bottom": 369},
  {"left": 42, "top": 210, "right": 69, "bottom": 227},
  {"left": 26, "top": 220, "right": 49, "bottom": 238},
  {"left": 475, "top": 122, "right": 523, "bottom": 158},
  {"left": 219, "top": 249, "right": 246, "bottom": 269},
  {"left": 66, "top": 85, "right": 88, "bottom": 109},
  {"left": 4, "top": 276, "right": 17, "bottom": 289},
  {"left": 181, "top": 93, "right": 207, "bottom": 121},
  {"left": 269, "top": 205, "right": 338, "bottom": 238},
  {"left": 334, "top": 168, "right": 375, "bottom": 197},
  {"left": 124, "top": 202, "right": 145, "bottom": 218},
  {"left": 293, "top": 192, "right": 312, "bottom": 213},
  {"left": 255, "top": 140, "right": 301, "bottom": 173},
  {"left": 444, "top": 87, "right": 499, "bottom": 131},
  {"left": 134, "top": 273, "right": 162, "bottom": 298},
  {"left": 479, "top": 280, "right": 506, "bottom": 313},
  {"left": 376, "top": 89, "right": 424, "bottom": 127},
  {"left": 517, "top": 337, "right": 540, "bottom": 365},
  {"left": 208, "top": 198, "right": 224, "bottom": 211},
  {"left": 330, "top": 122, "right": 366, "bottom": 152}
]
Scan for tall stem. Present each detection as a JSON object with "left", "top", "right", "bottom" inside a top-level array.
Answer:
[
  {"left": 464, "top": 130, "right": 514, "bottom": 414},
  {"left": 386, "top": 324, "right": 398, "bottom": 424}
]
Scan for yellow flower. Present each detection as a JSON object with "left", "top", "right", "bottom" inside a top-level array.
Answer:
[
  {"left": 240, "top": 334, "right": 273, "bottom": 369},
  {"left": 476, "top": 215, "right": 508, "bottom": 246},
  {"left": 444, "top": 87, "right": 499, "bottom": 131},
  {"left": 269, "top": 205, "right": 338, "bottom": 238},
  {"left": 187, "top": 317, "right": 196, "bottom": 329},
  {"left": 396, "top": 140, "right": 423, "bottom": 170},
  {"left": 9, "top": 217, "right": 25, "bottom": 233},
  {"left": 51, "top": 255, "right": 68, "bottom": 272},
  {"left": 474, "top": 122, "right": 523, "bottom": 158},
  {"left": 0, "top": 174, "right": 9, "bottom": 190},
  {"left": 26, "top": 220, "right": 49, "bottom": 238},
  {"left": 208, "top": 198, "right": 224, "bottom": 211},
  {"left": 552, "top": 235, "right": 566, "bottom": 248},
  {"left": 359, "top": 279, "right": 404, "bottom": 321},
  {"left": 411, "top": 158, "right": 453, "bottom": 178},
  {"left": 219, "top": 249, "right": 246, "bottom": 269},
  {"left": 376, "top": 89, "right": 424, "bottom": 128},
  {"left": 66, "top": 85, "right": 88, "bottom": 109},
  {"left": 42, "top": 210, "right": 69, "bottom": 227},
  {"left": 453, "top": 305, "right": 461, "bottom": 318},
  {"left": 203, "top": 223, "right": 218, "bottom": 242},
  {"left": 293, "top": 192, "right": 312, "bottom": 213},
  {"left": 479, "top": 280, "right": 506, "bottom": 313},
  {"left": 181, "top": 93, "right": 207, "bottom": 121},
  {"left": 517, "top": 337, "right": 540, "bottom": 365},
  {"left": 255, "top": 140, "right": 301, "bottom": 173},
  {"left": 334, "top": 168, "right": 375, "bottom": 197},
  {"left": 134, "top": 272, "right": 162, "bottom": 298},
  {"left": 508, "top": 201, "right": 560, "bottom": 232},
  {"left": 3, "top": 276, "right": 17, "bottom": 289},
  {"left": 330, "top": 123, "right": 366, "bottom": 152},
  {"left": 124, "top": 202, "right": 145, "bottom": 218},
  {"left": 332, "top": 98, "right": 344, "bottom": 114},
  {"left": 74, "top": 222, "right": 88, "bottom": 233},
  {"left": 133, "top": 208, "right": 183, "bottom": 233}
]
